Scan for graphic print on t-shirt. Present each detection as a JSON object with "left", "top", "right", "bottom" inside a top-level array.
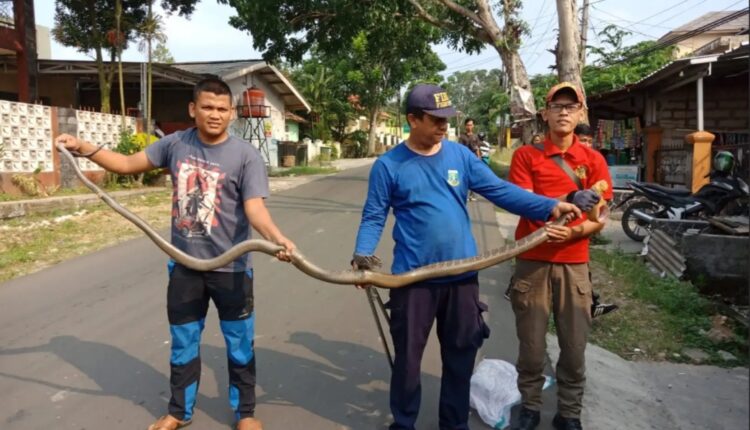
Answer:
[{"left": 174, "top": 158, "right": 224, "bottom": 237}]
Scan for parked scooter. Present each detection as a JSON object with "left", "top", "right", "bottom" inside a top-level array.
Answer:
[{"left": 616, "top": 151, "right": 749, "bottom": 241}]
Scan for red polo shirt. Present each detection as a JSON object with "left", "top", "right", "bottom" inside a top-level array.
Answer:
[{"left": 509, "top": 136, "right": 613, "bottom": 263}]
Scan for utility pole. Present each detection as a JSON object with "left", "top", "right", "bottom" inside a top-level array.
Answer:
[{"left": 580, "top": 0, "right": 590, "bottom": 68}]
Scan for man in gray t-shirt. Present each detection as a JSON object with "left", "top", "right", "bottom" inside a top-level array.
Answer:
[
  {"left": 56, "top": 78, "right": 292, "bottom": 430},
  {"left": 146, "top": 128, "right": 269, "bottom": 272}
]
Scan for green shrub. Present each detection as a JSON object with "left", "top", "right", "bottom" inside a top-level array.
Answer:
[
  {"left": 330, "top": 144, "right": 340, "bottom": 160},
  {"left": 342, "top": 130, "right": 368, "bottom": 158},
  {"left": 113, "top": 130, "right": 161, "bottom": 185}
]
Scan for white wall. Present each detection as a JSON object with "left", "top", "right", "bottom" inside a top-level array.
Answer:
[{"left": 225, "top": 73, "right": 288, "bottom": 167}]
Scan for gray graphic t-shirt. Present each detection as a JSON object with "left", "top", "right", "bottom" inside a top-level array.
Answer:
[{"left": 146, "top": 128, "right": 269, "bottom": 272}]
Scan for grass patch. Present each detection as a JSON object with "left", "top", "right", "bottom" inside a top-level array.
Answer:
[
  {"left": 0, "top": 190, "right": 172, "bottom": 282},
  {"left": 488, "top": 147, "right": 515, "bottom": 179},
  {"left": 0, "top": 183, "right": 142, "bottom": 202},
  {"left": 268, "top": 166, "right": 338, "bottom": 177},
  {"left": 589, "top": 233, "right": 611, "bottom": 246},
  {"left": 588, "top": 249, "right": 748, "bottom": 366}
]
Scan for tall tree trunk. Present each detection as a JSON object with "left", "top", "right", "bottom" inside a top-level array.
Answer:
[
  {"left": 95, "top": 50, "right": 112, "bottom": 113},
  {"left": 115, "top": 0, "right": 126, "bottom": 128},
  {"left": 498, "top": 0, "right": 537, "bottom": 142},
  {"left": 367, "top": 108, "right": 379, "bottom": 155},
  {"left": 146, "top": 1, "right": 153, "bottom": 140},
  {"left": 556, "top": 0, "right": 589, "bottom": 123},
  {"left": 407, "top": 0, "right": 539, "bottom": 142},
  {"left": 580, "top": 0, "right": 590, "bottom": 68},
  {"left": 555, "top": 0, "right": 582, "bottom": 87},
  {"left": 88, "top": 0, "right": 113, "bottom": 114}
]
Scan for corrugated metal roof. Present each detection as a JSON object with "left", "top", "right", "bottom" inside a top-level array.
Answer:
[
  {"left": 588, "top": 44, "right": 748, "bottom": 101},
  {"left": 172, "top": 60, "right": 265, "bottom": 77},
  {"left": 644, "top": 229, "right": 687, "bottom": 279}
]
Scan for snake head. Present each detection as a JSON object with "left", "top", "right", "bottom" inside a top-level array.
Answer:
[{"left": 587, "top": 180, "right": 609, "bottom": 223}]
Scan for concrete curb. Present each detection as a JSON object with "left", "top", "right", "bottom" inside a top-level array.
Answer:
[
  {"left": 0, "top": 158, "right": 377, "bottom": 220},
  {"left": 0, "top": 188, "right": 169, "bottom": 220}
]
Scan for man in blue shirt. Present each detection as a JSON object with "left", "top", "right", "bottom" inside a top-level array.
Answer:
[{"left": 352, "top": 84, "right": 581, "bottom": 430}]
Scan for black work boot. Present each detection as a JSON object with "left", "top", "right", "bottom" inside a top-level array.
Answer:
[
  {"left": 552, "top": 413, "right": 583, "bottom": 430},
  {"left": 513, "top": 407, "right": 540, "bottom": 430}
]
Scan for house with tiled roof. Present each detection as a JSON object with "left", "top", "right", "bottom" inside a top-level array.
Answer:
[{"left": 658, "top": 10, "right": 748, "bottom": 57}]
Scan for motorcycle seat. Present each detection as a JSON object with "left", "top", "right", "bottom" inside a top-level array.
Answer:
[{"left": 638, "top": 183, "right": 692, "bottom": 196}]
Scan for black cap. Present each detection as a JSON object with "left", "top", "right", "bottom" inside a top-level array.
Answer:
[{"left": 405, "top": 84, "right": 458, "bottom": 118}]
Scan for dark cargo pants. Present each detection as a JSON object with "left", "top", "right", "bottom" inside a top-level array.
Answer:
[
  {"left": 387, "top": 274, "right": 490, "bottom": 430},
  {"left": 166, "top": 262, "right": 257, "bottom": 423},
  {"left": 510, "top": 259, "right": 592, "bottom": 419}
]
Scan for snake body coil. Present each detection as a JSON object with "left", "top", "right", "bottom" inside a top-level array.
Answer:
[{"left": 57, "top": 143, "right": 569, "bottom": 288}]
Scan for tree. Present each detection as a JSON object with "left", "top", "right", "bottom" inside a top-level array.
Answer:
[
  {"left": 443, "top": 69, "right": 507, "bottom": 141},
  {"left": 583, "top": 25, "right": 674, "bottom": 95},
  {"left": 555, "top": 0, "right": 583, "bottom": 90},
  {"left": 53, "top": 0, "right": 198, "bottom": 113},
  {"left": 137, "top": 2, "right": 167, "bottom": 138},
  {"left": 345, "top": 30, "right": 445, "bottom": 153},
  {"left": 529, "top": 25, "right": 674, "bottom": 110},
  {"left": 291, "top": 54, "right": 356, "bottom": 141},
  {"left": 152, "top": 42, "right": 175, "bottom": 63},
  {"left": 223, "top": 0, "right": 444, "bottom": 154},
  {"left": 53, "top": 0, "right": 145, "bottom": 113},
  {"left": 220, "top": 0, "right": 537, "bottom": 142},
  {"left": 399, "top": 0, "right": 537, "bottom": 140},
  {"left": 115, "top": 0, "right": 127, "bottom": 125}
]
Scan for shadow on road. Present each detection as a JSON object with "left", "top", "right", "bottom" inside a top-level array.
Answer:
[
  {"left": 0, "top": 335, "right": 230, "bottom": 423},
  {"left": 249, "top": 331, "right": 441, "bottom": 428}
]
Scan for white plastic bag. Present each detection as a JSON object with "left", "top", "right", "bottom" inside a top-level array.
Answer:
[{"left": 470, "top": 359, "right": 554, "bottom": 429}]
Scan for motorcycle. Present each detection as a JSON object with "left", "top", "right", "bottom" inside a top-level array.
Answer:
[{"left": 616, "top": 154, "right": 749, "bottom": 242}]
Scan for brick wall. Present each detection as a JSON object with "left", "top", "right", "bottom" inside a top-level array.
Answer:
[
  {"left": 653, "top": 74, "right": 748, "bottom": 187},
  {"left": 656, "top": 75, "right": 748, "bottom": 133}
]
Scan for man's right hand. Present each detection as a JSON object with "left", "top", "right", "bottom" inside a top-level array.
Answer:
[
  {"left": 351, "top": 254, "right": 381, "bottom": 290},
  {"left": 55, "top": 133, "right": 84, "bottom": 153}
]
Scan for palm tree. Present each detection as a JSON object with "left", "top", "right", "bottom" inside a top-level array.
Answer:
[
  {"left": 297, "top": 64, "right": 335, "bottom": 140},
  {"left": 115, "top": 0, "right": 127, "bottom": 129},
  {"left": 137, "top": 2, "right": 167, "bottom": 139}
]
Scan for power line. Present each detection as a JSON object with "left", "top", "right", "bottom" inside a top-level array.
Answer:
[
  {"left": 589, "top": 13, "right": 661, "bottom": 39},
  {"left": 613, "top": 7, "right": 749, "bottom": 64},
  {"left": 650, "top": 0, "right": 710, "bottom": 28},
  {"left": 443, "top": 55, "right": 501, "bottom": 73},
  {"left": 526, "top": 0, "right": 550, "bottom": 37},
  {"left": 590, "top": 6, "right": 675, "bottom": 30},
  {"left": 598, "top": 0, "right": 694, "bottom": 27},
  {"left": 522, "top": 7, "right": 558, "bottom": 69},
  {"left": 444, "top": 51, "right": 497, "bottom": 69},
  {"left": 591, "top": 0, "right": 707, "bottom": 42}
]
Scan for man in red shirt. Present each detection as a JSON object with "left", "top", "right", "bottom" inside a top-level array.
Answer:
[{"left": 508, "top": 83, "right": 613, "bottom": 430}]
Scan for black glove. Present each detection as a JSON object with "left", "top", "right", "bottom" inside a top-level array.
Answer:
[
  {"left": 351, "top": 254, "right": 382, "bottom": 270},
  {"left": 566, "top": 189, "right": 600, "bottom": 212}
]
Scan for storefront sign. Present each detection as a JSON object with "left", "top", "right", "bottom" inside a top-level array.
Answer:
[{"left": 609, "top": 165, "right": 640, "bottom": 188}]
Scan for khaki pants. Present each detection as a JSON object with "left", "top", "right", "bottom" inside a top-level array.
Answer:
[{"left": 510, "top": 258, "right": 592, "bottom": 418}]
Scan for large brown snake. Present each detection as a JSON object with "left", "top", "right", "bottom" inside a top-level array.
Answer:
[{"left": 57, "top": 143, "right": 604, "bottom": 288}]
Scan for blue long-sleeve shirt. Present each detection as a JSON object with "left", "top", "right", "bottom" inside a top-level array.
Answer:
[{"left": 354, "top": 141, "right": 557, "bottom": 281}]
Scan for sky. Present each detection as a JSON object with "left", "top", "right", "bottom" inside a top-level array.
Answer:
[{"left": 33, "top": 0, "right": 747, "bottom": 78}]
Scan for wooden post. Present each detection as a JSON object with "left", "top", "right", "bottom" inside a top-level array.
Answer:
[
  {"left": 685, "top": 131, "right": 715, "bottom": 193},
  {"left": 643, "top": 126, "right": 663, "bottom": 182}
]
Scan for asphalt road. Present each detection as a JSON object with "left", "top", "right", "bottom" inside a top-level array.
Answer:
[{"left": 0, "top": 165, "right": 560, "bottom": 429}]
